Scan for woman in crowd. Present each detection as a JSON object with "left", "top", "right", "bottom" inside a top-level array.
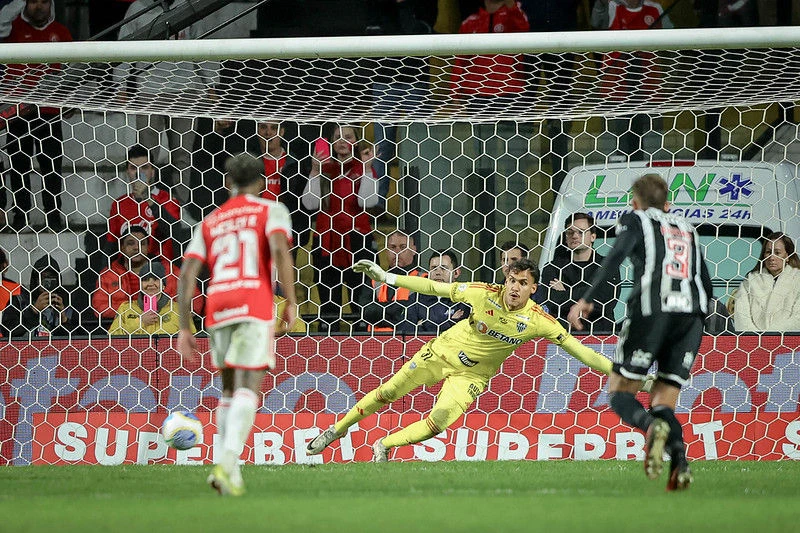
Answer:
[
  {"left": 733, "top": 232, "right": 800, "bottom": 332},
  {"left": 302, "top": 125, "right": 383, "bottom": 332}
]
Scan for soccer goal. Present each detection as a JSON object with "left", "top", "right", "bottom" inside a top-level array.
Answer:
[{"left": 0, "top": 27, "right": 799, "bottom": 465}]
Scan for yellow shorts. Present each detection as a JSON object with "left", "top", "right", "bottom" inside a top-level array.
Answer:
[
  {"left": 209, "top": 321, "right": 275, "bottom": 370},
  {"left": 399, "top": 343, "right": 488, "bottom": 412}
]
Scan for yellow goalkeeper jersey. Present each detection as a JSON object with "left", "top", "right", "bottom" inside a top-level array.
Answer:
[{"left": 393, "top": 276, "right": 612, "bottom": 380}]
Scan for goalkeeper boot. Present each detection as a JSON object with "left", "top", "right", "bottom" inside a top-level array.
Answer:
[
  {"left": 372, "top": 439, "right": 389, "bottom": 463},
  {"left": 666, "top": 460, "right": 693, "bottom": 492},
  {"left": 207, "top": 465, "right": 245, "bottom": 497},
  {"left": 643, "top": 419, "right": 670, "bottom": 480},
  {"left": 307, "top": 425, "right": 343, "bottom": 455}
]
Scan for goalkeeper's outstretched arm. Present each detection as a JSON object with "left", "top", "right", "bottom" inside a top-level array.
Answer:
[
  {"left": 557, "top": 335, "right": 654, "bottom": 393},
  {"left": 353, "top": 259, "right": 452, "bottom": 297},
  {"left": 559, "top": 335, "right": 613, "bottom": 375}
]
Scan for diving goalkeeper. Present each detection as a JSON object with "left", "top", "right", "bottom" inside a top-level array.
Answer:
[{"left": 308, "top": 257, "right": 650, "bottom": 462}]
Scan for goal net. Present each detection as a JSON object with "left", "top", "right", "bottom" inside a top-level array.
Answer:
[{"left": 1, "top": 28, "right": 799, "bottom": 465}]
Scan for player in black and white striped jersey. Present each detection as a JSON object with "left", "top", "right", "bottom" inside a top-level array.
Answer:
[{"left": 568, "top": 173, "right": 713, "bottom": 491}]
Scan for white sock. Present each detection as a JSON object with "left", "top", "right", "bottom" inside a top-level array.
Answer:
[
  {"left": 221, "top": 388, "right": 259, "bottom": 481},
  {"left": 214, "top": 396, "right": 232, "bottom": 463}
]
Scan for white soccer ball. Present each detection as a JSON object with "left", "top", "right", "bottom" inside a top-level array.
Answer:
[{"left": 162, "top": 411, "right": 203, "bottom": 450}]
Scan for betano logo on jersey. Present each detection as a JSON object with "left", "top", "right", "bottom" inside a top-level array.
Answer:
[
  {"left": 475, "top": 321, "right": 523, "bottom": 345},
  {"left": 582, "top": 172, "right": 755, "bottom": 223}
]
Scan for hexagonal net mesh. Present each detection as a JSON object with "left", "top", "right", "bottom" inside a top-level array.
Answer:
[{"left": 0, "top": 32, "right": 799, "bottom": 465}]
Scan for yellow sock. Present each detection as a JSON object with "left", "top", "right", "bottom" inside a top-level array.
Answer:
[
  {"left": 381, "top": 418, "right": 438, "bottom": 449},
  {"left": 333, "top": 389, "right": 387, "bottom": 434}
]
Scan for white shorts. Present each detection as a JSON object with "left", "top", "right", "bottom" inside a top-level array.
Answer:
[{"left": 209, "top": 321, "right": 275, "bottom": 371}]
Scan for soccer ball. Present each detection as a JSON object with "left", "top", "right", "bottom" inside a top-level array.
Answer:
[{"left": 162, "top": 411, "right": 203, "bottom": 450}]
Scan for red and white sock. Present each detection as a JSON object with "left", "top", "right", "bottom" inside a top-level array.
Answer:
[
  {"left": 221, "top": 388, "right": 260, "bottom": 481},
  {"left": 214, "top": 396, "right": 232, "bottom": 461}
]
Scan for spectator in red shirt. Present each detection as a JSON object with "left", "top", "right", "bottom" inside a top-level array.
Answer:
[
  {"left": 0, "top": 246, "right": 22, "bottom": 316},
  {"left": 592, "top": 0, "right": 672, "bottom": 160},
  {"left": 105, "top": 145, "right": 191, "bottom": 264},
  {"left": 4, "top": 0, "right": 72, "bottom": 231},
  {"left": 93, "top": 224, "right": 201, "bottom": 323},
  {"left": 190, "top": 119, "right": 313, "bottom": 254},
  {"left": 257, "top": 121, "right": 287, "bottom": 202},
  {"left": 255, "top": 121, "right": 313, "bottom": 253},
  {"left": 450, "top": 0, "right": 530, "bottom": 103},
  {"left": 450, "top": 0, "right": 533, "bottom": 231},
  {"left": 205, "top": 121, "right": 288, "bottom": 207}
]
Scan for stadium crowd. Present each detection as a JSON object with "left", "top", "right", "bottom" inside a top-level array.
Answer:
[{"left": 0, "top": 0, "right": 797, "bottom": 337}]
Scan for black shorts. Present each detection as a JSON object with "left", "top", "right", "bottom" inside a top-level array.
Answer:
[{"left": 613, "top": 313, "right": 703, "bottom": 388}]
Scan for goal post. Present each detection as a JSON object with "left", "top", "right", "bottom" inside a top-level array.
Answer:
[{"left": 0, "top": 28, "right": 799, "bottom": 465}]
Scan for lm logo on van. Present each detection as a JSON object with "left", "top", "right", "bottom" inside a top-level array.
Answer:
[{"left": 585, "top": 173, "right": 754, "bottom": 207}]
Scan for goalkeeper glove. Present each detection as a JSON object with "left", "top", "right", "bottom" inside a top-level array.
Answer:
[{"left": 353, "top": 259, "right": 394, "bottom": 284}]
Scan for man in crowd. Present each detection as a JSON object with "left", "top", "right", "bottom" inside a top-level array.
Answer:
[
  {"left": 405, "top": 249, "right": 470, "bottom": 334},
  {"left": 361, "top": 229, "right": 425, "bottom": 332},
  {"left": 105, "top": 145, "right": 190, "bottom": 264},
  {"left": 541, "top": 213, "right": 619, "bottom": 333},
  {"left": 4, "top": 0, "right": 72, "bottom": 231},
  {"left": 2, "top": 254, "right": 84, "bottom": 337},
  {"left": 255, "top": 121, "right": 313, "bottom": 253}
]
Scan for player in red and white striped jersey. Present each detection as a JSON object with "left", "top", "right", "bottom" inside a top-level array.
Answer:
[{"left": 177, "top": 153, "right": 296, "bottom": 496}]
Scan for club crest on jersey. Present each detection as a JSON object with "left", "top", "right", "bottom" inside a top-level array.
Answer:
[
  {"left": 631, "top": 349, "right": 653, "bottom": 368},
  {"left": 517, "top": 322, "right": 526, "bottom": 333}
]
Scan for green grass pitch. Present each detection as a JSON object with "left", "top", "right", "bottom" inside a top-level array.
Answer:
[{"left": 2, "top": 461, "right": 799, "bottom": 532}]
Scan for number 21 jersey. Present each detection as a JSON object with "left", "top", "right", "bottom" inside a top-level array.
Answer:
[{"left": 184, "top": 194, "right": 292, "bottom": 329}]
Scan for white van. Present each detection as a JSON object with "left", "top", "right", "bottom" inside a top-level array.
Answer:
[{"left": 539, "top": 160, "right": 800, "bottom": 324}]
